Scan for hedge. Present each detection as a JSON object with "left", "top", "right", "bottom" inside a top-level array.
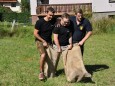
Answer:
[{"left": 0, "top": 12, "right": 30, "bottom": 23}]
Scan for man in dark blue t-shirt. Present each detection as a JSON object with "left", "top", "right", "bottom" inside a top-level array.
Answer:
[{"left": 70, "top": 8, "right": 92, "bottom": 55}]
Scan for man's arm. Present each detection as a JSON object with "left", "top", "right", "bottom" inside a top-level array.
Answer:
[
  {"left": 53, "top": 33, "right": 61, "bottom": 52},
  {"left": 34, "top": 29, "right": 48, "bottom": 47},
  {"left": 68, "top": 33, "right": 73, "bottom": 49},
  {"left": 78, "top": 31, "right": 92, "bottom": 46}
]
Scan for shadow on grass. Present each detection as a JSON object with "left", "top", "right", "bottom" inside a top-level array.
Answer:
[
  {"left": 55, "top": 69, "right": 65, "bottom": 76},
  {"left": 85, "top": 64, "right": 109, "bottom": 75},
  {"left": 56, "top": 64, "right": 109, "bottom": 83},
  {"left": 80, "top": 64, "right": 109, "bottom": 83},
  {"left": 56, "top": 64, "right": 109, "bottom": 76}
]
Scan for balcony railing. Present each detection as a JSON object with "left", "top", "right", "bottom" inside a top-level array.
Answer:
[{"left": 36, "top": 3, "right": 92, "bottom": 16}]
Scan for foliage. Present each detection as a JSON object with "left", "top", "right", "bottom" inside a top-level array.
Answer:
[
  {"left": 0, "top": 6, "right": 12, "bottom": 13},
  {"left": 0, "top": 22, "right": 33, "bottom": 38},
  {"left": 91, "top": 18, "right": 115, "bottom": 34},
  {"left": 84, "top": 13, "right": 92, "bottom": 19},
  {"left": 21, "top": 0, "right": 30, "bottom": 12},
  {"left": 2, "top": 12, "right": 30, "bottom": 23},
  {"left": 0, "top": 21, "right": 11, "bottom": 37},
  {"left": 0, "top": 6, "right": 13, "bottom": 21}
]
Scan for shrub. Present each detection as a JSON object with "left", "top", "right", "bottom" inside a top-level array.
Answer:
[
  {"left": 2, "top": 12, "right": 30, "bottom": 23},
  {"left": 0, "top": 6, "right": 12, "bottom": 13},
  {"left": 0, "top": 21, "right": 33, "bottom": 38},
  {"left": 91, "top": 18, "right": 115, "bottom": 34},
  {"left": 12, "top": 25, "right": 33, "bottom": 38},
  {"left": 0, "top": 21, "right": 12, "bottom": 38}
]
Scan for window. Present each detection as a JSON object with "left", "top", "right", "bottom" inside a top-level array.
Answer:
[
  {"left": 11, "top": 3, "right": 16, "bottom": 7},
  {"left": 37, "top": 0, "right": 42, "bottom": 4},
  {"left": 109, "top": 0, "right": 115, "bottom": 3}
]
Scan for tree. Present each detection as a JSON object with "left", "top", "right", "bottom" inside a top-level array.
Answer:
[{"left": 21, "top": 0, "right": 30, "bottom": 12}]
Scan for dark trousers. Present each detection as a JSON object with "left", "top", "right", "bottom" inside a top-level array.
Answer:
[
  {"left": 73, "top": 42, "right": 84, "bottom": 56},
  {"left": 80, "top": 45, "right": 84, "bottom": 56}
]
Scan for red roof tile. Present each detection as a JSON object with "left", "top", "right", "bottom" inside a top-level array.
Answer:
[{"left": 0, "top": 0, "right": 17, "bottom": 2}]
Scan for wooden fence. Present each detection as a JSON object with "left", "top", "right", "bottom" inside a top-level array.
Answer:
[{"left": 36, "top": 3, "right": 92, "bottom": 16}]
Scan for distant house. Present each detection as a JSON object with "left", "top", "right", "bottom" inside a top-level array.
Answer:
[
  {"left": 92, "top": 0, "right": 115, "bottom": 19},
  {"left": 30, "top": 0, "right": 115, "bottom": 24},
  {"left": 30, "top": 0, "right": 92, "bottom": 24},
  {"left": 0, "top": 0, "right": 21, "bottom": 13}
]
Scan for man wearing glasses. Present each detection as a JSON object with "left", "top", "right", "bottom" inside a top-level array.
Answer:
[
  {"left": 52, "top": 13, "right": 73, "bottom": 72},
  {"left": 53, "top": 13, "right": 73, "bottom": 53}
]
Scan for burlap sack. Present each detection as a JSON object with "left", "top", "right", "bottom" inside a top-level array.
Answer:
[
  {"left": 62, "top": 43, "right": 91, "bottom": 82},
  {"left": 44, "top": 46, "right": 60, "bottom": 78}
]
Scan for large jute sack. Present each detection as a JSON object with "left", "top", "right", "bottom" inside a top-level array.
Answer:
[
  {"left": 62, "top": 43, "right": 91, "bottom": 82},
  {"left": 44, "top": 46, "right": 60, "bottom": 78}
]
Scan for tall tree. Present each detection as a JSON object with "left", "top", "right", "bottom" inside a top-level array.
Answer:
[{"left": 21, "top": 0, "right": 30, "bottom": 12}]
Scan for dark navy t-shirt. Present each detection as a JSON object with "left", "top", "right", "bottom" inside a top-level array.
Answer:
[{"left": 70, "top": 16, "right": 92, "bottom": 43}]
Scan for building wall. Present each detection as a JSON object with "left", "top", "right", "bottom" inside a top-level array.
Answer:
[
  {"left": 92, "top": 0, "right": 115, "bottom": 12},
  {"left": 30, "top": 0, "right": 37, "bottom": 15},
  {"left": 49, "top": 0, "right": 91, "bottom": 4},
  {"left": 30, "top": 0, "right": 38, "bottom": 25},
  {"left": 92, "top": 12, "right": 115, "bottom": 20},
  {"left": 31, "top": 15, "right": 38, "bottom": 25},
  {"left": 30, "top": 0, "right": 92, "bottom": 24},
  {"left": 2, "top": 0, "right": 21, "bottom": 12}
]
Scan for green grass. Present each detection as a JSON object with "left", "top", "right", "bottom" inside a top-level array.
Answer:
[{"left": 0, "top": 33, "right": 115, "bottom": 86}]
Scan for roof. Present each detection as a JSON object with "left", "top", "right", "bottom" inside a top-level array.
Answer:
[{"left": 0, "top": 0, "right": 17, "bottom": 2}]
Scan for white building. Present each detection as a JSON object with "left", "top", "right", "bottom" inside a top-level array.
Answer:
[
  {"left": 0, "top": 0, "right": 21, "bottom": 13},
  {"left": 49, "top": 0, "right": 91, "bottom": 4},
  {"left": 30, "top": 0, "right": 92, "bottom": 24},
  {"left": 92, "top": 0, "right": 115, "bottom": 19},
  {"left": 30, "top": 0, "right": 115, "bottom": 24}
]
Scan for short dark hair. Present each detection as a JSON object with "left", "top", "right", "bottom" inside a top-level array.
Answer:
[
  {"left": 61, "top": 13, "right": 70, "bottom": 18},
  {"left": 75, "top": 8, "right": 83, "bottom": 15},
  {"left": 46, "top": 7, "right": 55, "bottom": 13}
]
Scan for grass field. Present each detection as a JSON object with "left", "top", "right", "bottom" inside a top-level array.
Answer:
[{"left": 0, "top": 32, "right": 115, "bottom": 86}]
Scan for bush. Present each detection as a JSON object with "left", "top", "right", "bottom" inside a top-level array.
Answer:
[
  {"left": 0, "top": 21, "right": 33, "bottom": 38},
  {"left": 0, "top": 6, "right": 12, "bottom": 13},
  {"left": 91, "top": 18, "right": 115, "bottom": 34},
  {"left": 2, "top": 12, "right": 30, "bottom": 23},
  {"left": 0, "top": 6, "right": 30, "bottom": 23},
  {"left": 16, "top": 12, "right": 30, "bottom": 23},
  {"left": 2, "top": 12, "right": 17, "bottom": 22},
  {"left": 84, "top": 13, "right": 92, "bottom": 19},
  {"left": 0, "top": 21, "right": 12, "bottom": 38},
  {"left": 12, "top": 25, "right": 33, "bottom": 38}
]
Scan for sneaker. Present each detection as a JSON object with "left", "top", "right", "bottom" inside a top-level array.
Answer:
[{"left": 39, "top": 72, "right": 44, "bottom": 80}]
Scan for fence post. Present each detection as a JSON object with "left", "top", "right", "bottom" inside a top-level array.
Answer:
[{"left": 11, "top": 19, "right": 16, "bottom": 32}]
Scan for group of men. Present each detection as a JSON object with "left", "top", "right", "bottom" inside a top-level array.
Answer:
[{"left": 34, "top": 7, "right": 92, "bottom": 81}]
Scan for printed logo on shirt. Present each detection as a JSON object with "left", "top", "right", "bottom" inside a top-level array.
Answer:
[
  {"left": 67, "top": 30, "right": 70, "bottom": 33},
  {"left": 80, "top": 26, "right": 83, "bottom": 30},
  {"left": 51, "top": 25, "right": 54, "bottom": 27}
]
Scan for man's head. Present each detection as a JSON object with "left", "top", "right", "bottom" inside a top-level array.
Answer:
[
  {"left": 75, "top": 8, "right": 83, "bottom": 22},
  {"left": 61, "top": 13, "right": 70, "bottom": 26},
  {"left": 46, "top": 7, "right": 55, "bottom": 21}
]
